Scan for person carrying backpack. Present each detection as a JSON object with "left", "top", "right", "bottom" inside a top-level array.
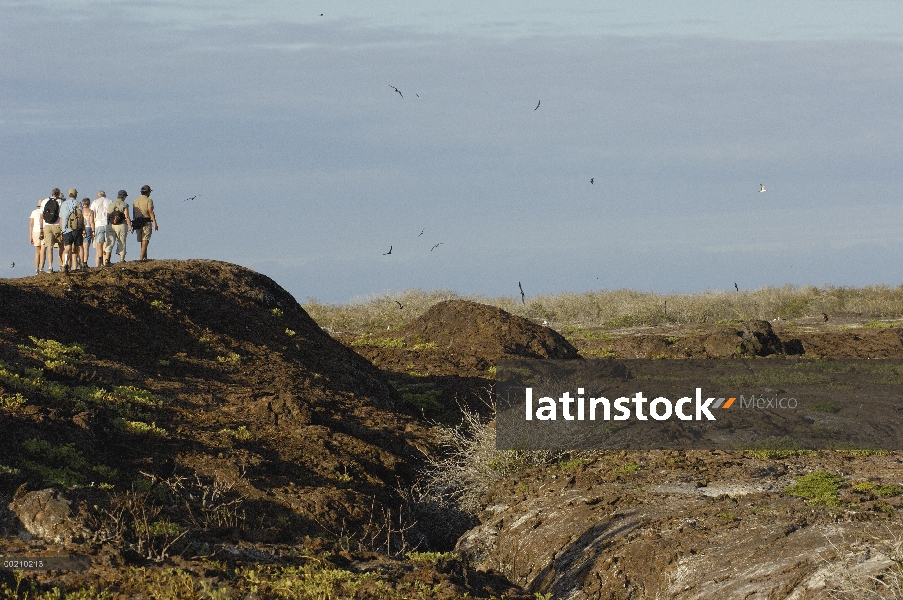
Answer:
[
  {"left": 38, "top": 188, "right": 63, "bottom": 273},
  {"left": 59, "top": 189, "right": 80, "bottom": 274},
  {"left": 105, "top": 189, "right": 132, "bottom": 265},
  {"left": 29, "top": 199, "right": 45, "bottom": 275}
]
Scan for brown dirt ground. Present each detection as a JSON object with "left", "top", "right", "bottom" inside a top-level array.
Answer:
[
  {"left": 342, "top": 301, "right": 903, "bottom": 599},
  {"left": 1, "top": 262, "right": 902, "bottom": 598}
]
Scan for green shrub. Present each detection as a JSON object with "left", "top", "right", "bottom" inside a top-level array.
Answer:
[
  {"left": 150, "top": 299, "right": 172, "bottom": 311},
  {"left": 785, "top": 472, "right": 844, "bottom": 506}
]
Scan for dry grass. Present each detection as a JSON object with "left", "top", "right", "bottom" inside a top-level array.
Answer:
[
  {"left": 304, "top": 285, "right": 903, "bottom": 333},
  {"left": 823, "top": 528, "right": 903, "bottom": 599},
  {"left": 420, "top": 407, "right": 562, "bottom": 517}
]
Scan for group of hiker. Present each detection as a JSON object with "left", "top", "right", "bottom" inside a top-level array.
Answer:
[{"left": 29, "top": 186, "right": 159, "bottom": 275}]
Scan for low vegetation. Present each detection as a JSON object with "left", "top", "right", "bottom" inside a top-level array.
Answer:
[
  {"left": 304, "top": 284, "right": 903, "bottom": 332},
  {"left": 784, "top": 472, "right": 845, "bottom": 506}
]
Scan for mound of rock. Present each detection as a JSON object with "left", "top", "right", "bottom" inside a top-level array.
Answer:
[
  {"left": 0, "top": 260, "right": 442, "bottom": 551},
  {"left": 399, "top": 300, "right": 579, "bottom": 367},
  {"left": 0, "top": 259, "right": 396, "bottom": 407},
  {"left": 702, "top": 320, "right": 784, "bottom": 358}
]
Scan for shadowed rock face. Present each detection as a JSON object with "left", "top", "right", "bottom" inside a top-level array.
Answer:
[
  {"left": 0, "top": 259, "right": 436, "bottom": 548},
  {"left": 400, "top": 300, "right": 580, "bottom": 362}
]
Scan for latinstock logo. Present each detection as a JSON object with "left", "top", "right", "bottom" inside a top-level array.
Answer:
[
  {"left": 523, "top": 387, "right": 736, "bottom": 422},
  {"left": 495, "top": 358, "right": 903, "bottom": 451}
]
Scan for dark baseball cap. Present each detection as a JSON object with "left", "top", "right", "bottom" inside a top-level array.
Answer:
[
  {"left": 117, "top": 190, "right": 128, "bottom": 198},
  {"left": 141, "top": 185, "right": 152, "bottom": 194}
]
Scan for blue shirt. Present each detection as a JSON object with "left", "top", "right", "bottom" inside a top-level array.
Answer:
[{"left": 59, "top": 198, "right": 79, "bottom": 234}]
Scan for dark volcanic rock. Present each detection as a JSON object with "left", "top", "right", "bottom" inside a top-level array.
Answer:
[
  {"left": 8, "top": 486, "right": 86, "bottom": 545},
  {"left": 399, "top": 300, "right": 580, "bottom": 362},
  {"left": 703, "top": 320, "right": 784, "bottom": 358}
]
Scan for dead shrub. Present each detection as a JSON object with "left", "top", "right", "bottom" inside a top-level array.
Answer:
[
  {"left": 85, "top": 469, "right": 247, "bottom": 562},
  {"left": 420, "top": 405, "right": 558, "bottom": 517}
]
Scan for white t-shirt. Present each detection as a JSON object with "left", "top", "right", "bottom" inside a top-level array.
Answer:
[
  {"left": 90, "top": 197, "right": 110, "bottom": 227},
  {"left": 30, "top": 208, "right": 42, "bottom": 232},
  {"left": 39, "top": 197, "right": 60, "bottom": 226}
]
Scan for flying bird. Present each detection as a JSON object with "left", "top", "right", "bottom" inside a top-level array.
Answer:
[
  {"left": 534, "top": 100, "right": 540, "bottom": 111},
  {"left": 185, "top": 195, "right": 200, "bottom": 201},
  {"left": 10, "top": 262, "right": 14, "bottom": 268},
  {"left": 430, "top": 243, "right": 442, "bottom": 251},
  {"left": 395, "top": 300, "right": 403, "bottom": 309},
  {"left": 734, "top": 282, "right": 739, "bottom": 292},
  {"left": 418, "top": 229, "right": 424, "bottom": 237},
  {"left": 518, "top": 282, "right": 526, "bottom": 305},
  {"left": 390, "top": 85, "right": 403, "bottom": 98},
  {"left": 759, "top": 184, "right": 766, "bottom": 193},
  {"left": 823, "top": 313, "right": 829, "bottom": 322},
  {"left": 590, "top": 178, "right": 594, "bottom": 185},
  {"left": 383, "top": 246, "right": 392, "bottom": 255}
]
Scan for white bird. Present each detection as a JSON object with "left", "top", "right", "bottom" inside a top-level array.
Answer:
[{"left": 759, "top": 184, "right": 766, "bottom": 193}]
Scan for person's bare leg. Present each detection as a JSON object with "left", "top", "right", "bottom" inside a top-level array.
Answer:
[
  {"left": 140, "top": 239, "right": 149, "bottom": 260},
  {"left": 45, "top": 245, "right": 55, "bottom": 272},
  {"left": 34, "top": 244, "right": 41, "bottom": 273},
  {"left": 62, "top": 245, "right": 69, "bottom": 273},
  {"left": 95, "top": 242, "right": 103, "bottom": 267}
]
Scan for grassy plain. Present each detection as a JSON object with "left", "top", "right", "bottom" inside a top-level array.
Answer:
[{"left": 305, "top": 284, "right": 903, "bottom": 333}]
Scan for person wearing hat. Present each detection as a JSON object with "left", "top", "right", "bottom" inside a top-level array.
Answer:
[
  {"left": 38, "top": 188, "right": 63, "bottom": 273},
  {"left": 133, "top": 184, "right": 158, "bottom": 261},
  {"left": 29, "top": 199, "right": 45, "bottom": 275},
  {"left": 59, "top": 188, "right": 80, "bottom": 274},
  {"left": 105, "top": 189, "right": 132, "bottom": 265}
]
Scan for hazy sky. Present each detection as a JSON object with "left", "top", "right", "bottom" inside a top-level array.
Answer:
[{"left": 3, "top": 1, "right": 902, "bottom": 303}]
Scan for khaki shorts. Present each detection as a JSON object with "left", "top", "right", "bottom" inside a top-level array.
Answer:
[
  {"left": 106, "top": 223, "right": 127, "bottom": 256},
  {"left": 136, "top": 223, "right": 153, "bottom": 242},
  {"left": 42, "top": 223, "right": 61, "bottom": 248}
]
